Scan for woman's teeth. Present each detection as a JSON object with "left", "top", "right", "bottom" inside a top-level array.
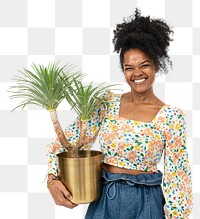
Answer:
[{"left": 133, "top": 78, "right": 146, "bottom": 83}]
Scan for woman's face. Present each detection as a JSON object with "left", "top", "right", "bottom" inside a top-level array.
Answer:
[{"left": 123, "top": 49, "right": 158, "bottom": 94}]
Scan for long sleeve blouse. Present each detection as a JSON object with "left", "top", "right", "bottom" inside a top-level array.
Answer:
[{"left": 46, "top": 92, "right": 192, "bottom": 218}]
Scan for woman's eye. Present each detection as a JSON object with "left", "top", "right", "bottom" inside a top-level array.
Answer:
[
  {"left": 141, "top": 64, "right": 150, "bottom": 68},
  {"left": 125, "top": 68, "right": 133, "bottom": 71}
]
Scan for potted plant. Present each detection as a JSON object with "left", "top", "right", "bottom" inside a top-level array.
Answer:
[{"left": 8, "top": 62, "right": 116, "bottom": 204}]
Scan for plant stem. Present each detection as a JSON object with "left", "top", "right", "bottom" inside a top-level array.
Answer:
[
  {"left": 69, "top": 146, "right": 79, "bottom": 158},
  {"left": 50, "top": 110, "right": 72, "bottom": 151},
  {"left": 77, "top": 119, "right": 88, "bottom": 149}
]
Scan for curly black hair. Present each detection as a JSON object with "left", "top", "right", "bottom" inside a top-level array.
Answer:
[{"left": 112, "top": 8, "right": 174, "bottom": 74}]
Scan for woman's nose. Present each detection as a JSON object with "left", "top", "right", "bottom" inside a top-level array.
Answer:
[{"left": 132, "top": 69, "right": 143, "bottom": 76}]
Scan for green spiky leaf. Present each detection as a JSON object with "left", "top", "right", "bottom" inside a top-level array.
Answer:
[
  {"left": 62, "top": 77, "right": 119, "bottom": 120},
  {"left": 8, "top": 62, "right": 83, "bottom": 111}
]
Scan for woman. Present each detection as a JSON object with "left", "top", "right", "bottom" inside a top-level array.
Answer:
[{"left": 47, "top": 9, "right": 192, "bottom": 219}]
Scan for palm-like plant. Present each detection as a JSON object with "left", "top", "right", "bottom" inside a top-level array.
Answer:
[
  {"left": 9, "top": 62, "right": 118, "bottom": 158},
  {"left": 8, "top": 62, "right": 82, "bottom": 152}
]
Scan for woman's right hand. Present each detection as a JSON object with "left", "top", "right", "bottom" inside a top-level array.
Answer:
[{"left": 47, "top": 175, "right": 78, "bottom": 209}]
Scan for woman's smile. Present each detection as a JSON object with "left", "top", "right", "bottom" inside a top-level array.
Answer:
[{"left": 132, "top": 77, "right": 147, "bottom": 84}]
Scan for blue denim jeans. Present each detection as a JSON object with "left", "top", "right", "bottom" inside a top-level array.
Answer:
[{"left": 85, "top": 169, "right": 165, "bottom": 219}]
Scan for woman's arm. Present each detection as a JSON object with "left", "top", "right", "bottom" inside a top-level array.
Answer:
[
  {"left": 46, "top": 92, "right": 109, "bottom": 207},
  {"left": 163, "top": 108, "right": 192, "bottom": 218}
]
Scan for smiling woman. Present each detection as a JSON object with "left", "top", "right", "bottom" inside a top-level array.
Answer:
[{"left": 46, "top": 8, "right": 193, "bottom": 219}]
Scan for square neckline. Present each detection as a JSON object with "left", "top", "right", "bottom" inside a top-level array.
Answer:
[{"left": 116, "top": 94, "right": 167, "bottom": 124}]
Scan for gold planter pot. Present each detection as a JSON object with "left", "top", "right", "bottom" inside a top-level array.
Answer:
[{"left": 57, "top": 150, "right": 102, "bottom": 204}]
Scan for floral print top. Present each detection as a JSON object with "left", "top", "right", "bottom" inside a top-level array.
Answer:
[{"left": 47, "top": 91, "right": 192, "bottom": 219}]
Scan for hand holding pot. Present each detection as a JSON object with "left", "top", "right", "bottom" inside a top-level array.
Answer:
[{"left": 47, "top": 175, "right": 78, "bottom": 209}]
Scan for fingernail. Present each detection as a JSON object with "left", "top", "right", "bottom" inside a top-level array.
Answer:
[{"left": 67, "top": 195, "right": 72, "bottom": 200}]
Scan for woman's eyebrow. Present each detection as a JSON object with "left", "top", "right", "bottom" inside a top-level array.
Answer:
[
  {"left": 140, "top": 60, "right": 152, "bottom": 64},
  {"left": 123, "top": 60, "right": 152, "bottom": 67}
]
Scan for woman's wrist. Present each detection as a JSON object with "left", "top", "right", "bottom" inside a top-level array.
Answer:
[
  {"left": 48, "top": 174, "right": 56, "bottom": 180},
  {"left": 47, "top": 174, "right": 58, "bottom": 187}
]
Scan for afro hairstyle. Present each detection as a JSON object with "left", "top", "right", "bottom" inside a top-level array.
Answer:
[{"left": 112, "top": 8, "right": 174, "bottom": 74}]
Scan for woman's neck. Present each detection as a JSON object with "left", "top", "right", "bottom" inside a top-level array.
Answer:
[{"left": 122, "top": 89, "right": 157, "bottom": 105}]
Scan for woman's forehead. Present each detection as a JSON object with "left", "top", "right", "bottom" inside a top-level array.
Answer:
[{"left": 123, "top": 49, "right": 152, "bottom": 65}]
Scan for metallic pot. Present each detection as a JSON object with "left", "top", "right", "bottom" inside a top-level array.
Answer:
[{"left": 57, "top": 150, "right": 102, "bottom": 204}]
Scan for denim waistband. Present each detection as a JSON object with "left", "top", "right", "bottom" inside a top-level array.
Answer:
[
  {"left": 101, "top": 169, "right": 163, "bottom": 200},
  {"left": 102, "top": 169, "right": 163, "bottom": 186}
]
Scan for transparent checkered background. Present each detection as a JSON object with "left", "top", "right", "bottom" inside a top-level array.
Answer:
[{"left": 0, "top": 0, "right": 199, "bottom": 218}]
